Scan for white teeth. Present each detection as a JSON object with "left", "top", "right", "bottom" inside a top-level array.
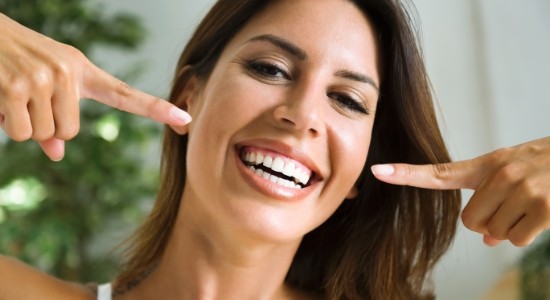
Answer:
[
  {"left": 282, "top": 162, "right": 295, "bottom": 177},
  {"left": 263, "top": 155, "right": 273, "bottom": 168},
  {"left": 272, "top": 157, "right": 284, "bottom": 173},
  {"left": 294, "top": 169, "right": 303, "bottom": 183},
  {"left": 243, "top": 150, "right": 313, "bottom": 188},
  {"left": 300, "top": 172, "right": 309, "bottom": 185},
  {"left": 249, "top": 168, "right": 301, "bottom": 190},
  {"left": 269, "top": 175, "right": 278, "bottom": 183},
  {"left": 255, "top": 153, "right": 264, "bottom": 165},
  {"left": 250, "top": 152, "right": 256, "bottom": 163}
]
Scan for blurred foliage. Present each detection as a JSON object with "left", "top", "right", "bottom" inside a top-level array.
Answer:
[
  {"left": 0, "top": 0, "right": 160, "bottom": 282},
  {"left": 520, "top": 233, "right": 550, "bottom": 299}
]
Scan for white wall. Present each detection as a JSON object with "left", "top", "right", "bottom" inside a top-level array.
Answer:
[
  {"left": 93, "top": 0, "right": 217, "bottom": 97},
  {"left": 415, "top": 0, "right": 550, "bottom": 299},
  {"left": 96, "top": 1, "right": 550, "bottom": 299}
]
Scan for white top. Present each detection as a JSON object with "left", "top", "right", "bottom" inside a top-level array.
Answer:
[{"left": 97, "top": 283, "right": 112, "bottom": 300}]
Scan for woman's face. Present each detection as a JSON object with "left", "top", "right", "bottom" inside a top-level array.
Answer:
[{"left": 181, "top": 0, "right": 381, "bottom": 243}]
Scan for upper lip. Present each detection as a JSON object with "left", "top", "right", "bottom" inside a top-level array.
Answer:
[{"left": 236, "top": 138, "right": 324, "bottom": 182}]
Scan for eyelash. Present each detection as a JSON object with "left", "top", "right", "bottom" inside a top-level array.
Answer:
[
  {"left": 245, "top": 60, "right": 291, "bottom": 80},
  {"left": 327, "top": 92, "right": 370, "bottom": 115},
  {"left": 244, "top": 60, "right": 369, "bottom": 115}
]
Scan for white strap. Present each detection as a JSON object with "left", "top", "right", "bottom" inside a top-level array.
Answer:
[{"left": 97, "top": 283, "right": 112, "bottom": 300}]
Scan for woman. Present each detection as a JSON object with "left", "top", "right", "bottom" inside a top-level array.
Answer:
[{"left": 1, "top": 0, "right": 549, "bottom": 299}]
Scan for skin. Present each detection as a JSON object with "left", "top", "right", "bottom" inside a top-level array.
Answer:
[
  {"left": 372, "top": 136, "right": 550, "bottom": 247},
  {"left": 0, "top": 13, "right": 191, "bottom": 161},
  {"left": 120, "top": 0, "right": 380, "bottom": 299},
  {"left": 0, "top": 0, "right": 549, "bottom": 299}
]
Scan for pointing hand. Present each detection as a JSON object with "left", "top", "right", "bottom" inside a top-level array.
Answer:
[{"left": 372, "top": 137, "right": 550, "bottom": 247}]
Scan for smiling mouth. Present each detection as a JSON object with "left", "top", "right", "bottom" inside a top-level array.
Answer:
[{"left": 239, "top": 148, "right": 316, "bottom": 190}]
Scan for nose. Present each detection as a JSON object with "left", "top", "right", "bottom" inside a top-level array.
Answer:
[{"left": 272, "top": 82, "right": 323, "bottom": 137}]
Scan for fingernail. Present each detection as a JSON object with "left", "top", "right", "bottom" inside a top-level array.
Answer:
[
  {"left": 49, "top": 151, "right": 64, "bottom": 162},
  {"left": 170, "top": 107, "right": 192, "bottom": 124},
  {"left": 371, "top": 164, "right": 395, "bottom": 176},
  {"left": 51, "top": 155, "right": 64, "bottom": 162}
]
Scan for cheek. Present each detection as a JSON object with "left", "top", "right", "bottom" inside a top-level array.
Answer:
[
  {"left": 185, "top": 72, "right": 279, "bottom": 171},
  {"left": 329, "top": 119, "right": 373, "bottom": 189},
  {"left": 196, "top": 76, "right": 277, "bottom": 130}
]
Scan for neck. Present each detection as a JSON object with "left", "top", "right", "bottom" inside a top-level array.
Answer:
[{"left": 122, "top": 191, "right": 304, "bottom": 300}]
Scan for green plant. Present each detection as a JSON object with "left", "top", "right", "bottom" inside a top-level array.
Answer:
[
  {"left": 0, "top": 0, "right": 160, "bottom": 282},
  {"left": 520, "top": 233, "right": 550, "bottom": 299}
]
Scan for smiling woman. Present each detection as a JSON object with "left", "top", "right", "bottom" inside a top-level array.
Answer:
[
  {"left": 112, "top": 0, "right": 460, "bottom": 299},
  {"left": 3, "top": 0, "right": 549, "bottom": 299},
  {"left": 0, "top": 0, "right": 460, "bottom": 299}
]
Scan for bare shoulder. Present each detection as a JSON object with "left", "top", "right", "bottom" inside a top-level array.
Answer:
[{"left": 0, "top": 255, "right": 95, "bottom": 300}]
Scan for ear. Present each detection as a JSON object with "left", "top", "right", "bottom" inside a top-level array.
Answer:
[
  {"left": 345, "top": 185, "right": 358, "bottom": 200},
  {"left": 170, "top": 66, "right": 200, "bottom": 135}
]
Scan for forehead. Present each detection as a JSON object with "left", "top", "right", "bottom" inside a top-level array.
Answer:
[{"left": 224, "top": 0, "right": 381, "bottom": 82}]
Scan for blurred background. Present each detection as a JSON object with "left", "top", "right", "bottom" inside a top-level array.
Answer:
[{"left": 0, "top": 0, "right": 549, "bottom": 299}]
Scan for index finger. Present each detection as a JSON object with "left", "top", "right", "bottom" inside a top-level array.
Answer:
[
  {"left": 370, "top": 157, "right": 488, "bottom": 190},
  {"left": 81, "top": 61, "right": 192, "bottom": 126}
]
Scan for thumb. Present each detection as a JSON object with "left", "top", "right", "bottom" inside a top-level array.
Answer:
[
  {"left": 39, "top": 138, "right": 65, "bottom": 161},
  {"left": 371, "top": 158, "right": 487, "bottom": 190}
]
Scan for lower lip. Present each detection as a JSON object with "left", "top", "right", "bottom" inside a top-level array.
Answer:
[{"left": 234, "top": 150, "right": 315, "bottom": 201}]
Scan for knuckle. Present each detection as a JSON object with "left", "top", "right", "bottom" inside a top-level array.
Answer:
[
  {"left": 531, "top": 196, "right": 550, "bottom": 218},
  {"left": 524, "top": 144, "right": 542, "bottom": 156},
  {"left": 518, "top": 177, "right": 541, "bottom": 198},
  {"left": 460, "top": 210, "right": 479, "bottom": 232},
  {"left": 508, "top": 233, "right": 530, "bottom": 247},
  {"left": 55, "top": 124, "right": 80, "bottom": 140},
  {"left": 30, "top": 67, "right": 54, "bottom": 91},
  {"left": 146, "top": 97, "right": 162, "bottom": 118},
  {"left": 432, "top": 163, "right": 452, "bottom": 180},
  {"left": 32, "top": 127, "right": 55, "bottom": 141},
  {"left": 403, "top": 165, "right": 414, "bottom": 179},
  {"left": 486, "top": 224, "right": 506, "bottom": 240},
  {"left": 431, "top": 163, "right": 452, "bottom": 188},
  {"left": 64, "top": 45, "right": 86, "bottom": 61},
  {"left": 490, "top": 147, "right": 512, "bottom": 162},
  {"left": 494, "top": 163, "right": 521, "bottom": 184},
  {"left": 51, "top": 61, "right": 72, "bottom": 83},
  {"left": 115, "top": 80, "right": 134, "bottom": 99},
  {"left": 8, "top": 129, "right": 32, "bottom": 142},
  {"left": 5, "top": 77, "right": 30, "bottom": 99}
]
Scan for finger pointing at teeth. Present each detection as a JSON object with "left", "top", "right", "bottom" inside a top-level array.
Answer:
[
  {"left": 0, "top": 13, "right": 192, "bottom": 161},
  {"left": 371, "top": 137, "right": 550, "bottom": 247}
]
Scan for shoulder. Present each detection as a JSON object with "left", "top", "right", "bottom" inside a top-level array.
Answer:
[{"left": 0, "top": 255, "right": 96, "bottom": 300}]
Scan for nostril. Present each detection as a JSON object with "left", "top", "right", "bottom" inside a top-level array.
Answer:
[
  {"left": 272, "top": 104, "right": 321, "bottom": 136},
  {"left": 280, "top": 117, "right": 295, "bottom": 126}
]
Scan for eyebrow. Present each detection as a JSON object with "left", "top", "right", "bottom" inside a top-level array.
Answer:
[
  {"left": 247, "top": 34, "right": 379, "bottom": 91},
  {"left": 248, "top": 34, "right": 307, "bottom": 60},
  {"left": 335, "top": 70, "right": 379, "bottom": 92}
]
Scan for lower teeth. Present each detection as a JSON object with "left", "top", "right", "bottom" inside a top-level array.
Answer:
[{"left": 248, "top": 166, "right": 301, "bottom": 189}]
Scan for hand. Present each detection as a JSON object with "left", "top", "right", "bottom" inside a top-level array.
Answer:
[
  {"left": 0, "top": 13, "right": 191, "bottom": 161},
  {"left": 371, "top": 137, "right": 550, "bottom": 247}
]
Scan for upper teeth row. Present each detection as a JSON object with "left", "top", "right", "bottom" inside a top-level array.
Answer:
[{"left": 243, "top": 151, "right": 311, "bottom": 185}]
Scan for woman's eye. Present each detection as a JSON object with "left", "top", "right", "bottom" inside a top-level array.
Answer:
[
  {"left": 245, "top": 60, "right": 291, "bottom": 80},
  {"left": 328, "top": 92, "right": 369, "bottom": 115}
]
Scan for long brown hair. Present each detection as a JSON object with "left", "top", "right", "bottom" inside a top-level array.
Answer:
[{"left": 116, "top": 1, "right": 461, "bottom": 299}]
